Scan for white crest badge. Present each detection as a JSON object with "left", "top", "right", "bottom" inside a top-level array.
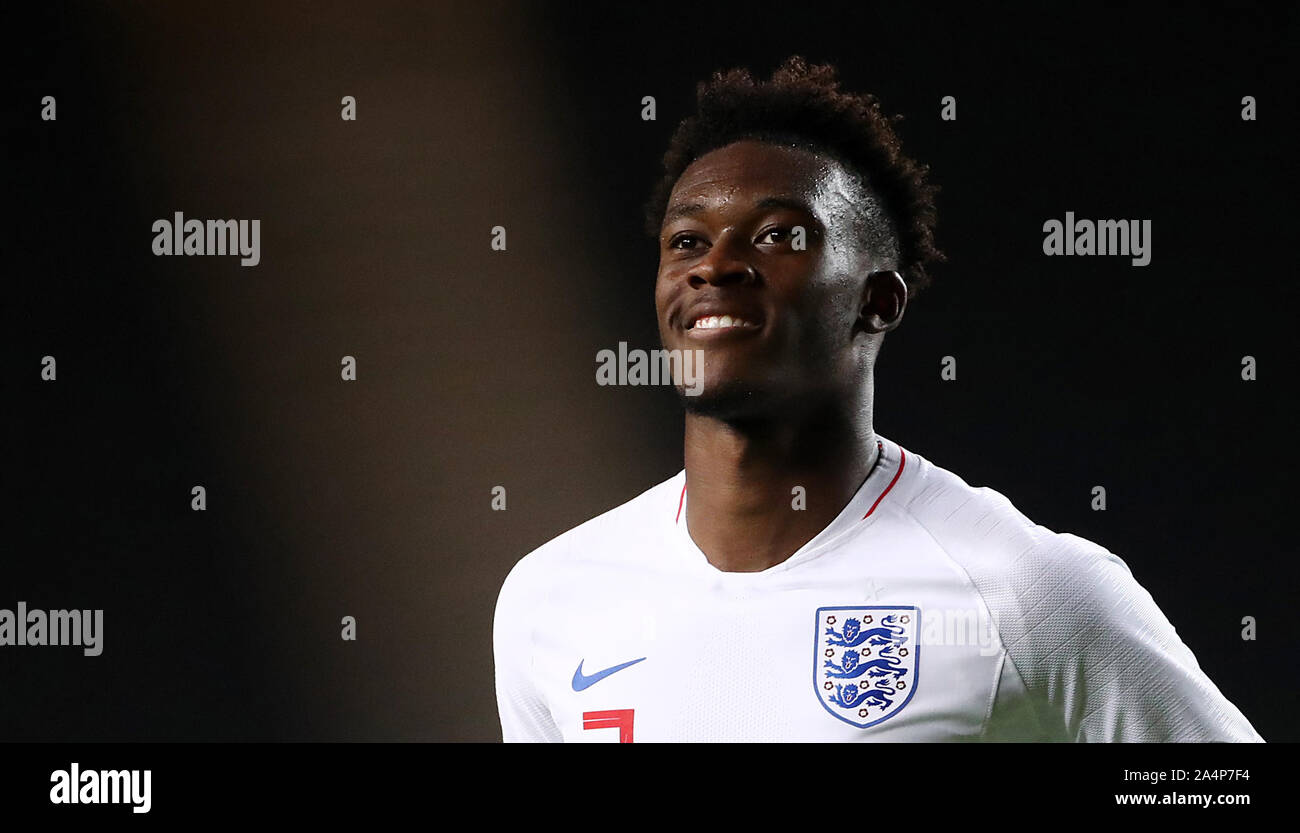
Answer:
[{"left": 814, "top": 605, "right": 919, "bottom": 729}]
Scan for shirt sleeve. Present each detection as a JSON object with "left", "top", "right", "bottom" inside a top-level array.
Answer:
[
  {"left": 493, "top": 560, "right": 563, "bottom": 743},
  {"left": 984, "top": 532, "right": 1264, "bottom": 742}
]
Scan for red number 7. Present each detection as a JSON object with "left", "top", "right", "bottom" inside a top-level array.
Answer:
[{"left": 582, "top": 709, "right": 635, "bottom": 743}]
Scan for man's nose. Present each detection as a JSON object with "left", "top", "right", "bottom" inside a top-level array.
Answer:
[{"left": 688, "top": 234, "right": 757, "bottom": 288}]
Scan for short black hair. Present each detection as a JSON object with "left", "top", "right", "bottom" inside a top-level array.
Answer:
[{"left": 645, "top": 56, "right": 945, "bottom": 299}]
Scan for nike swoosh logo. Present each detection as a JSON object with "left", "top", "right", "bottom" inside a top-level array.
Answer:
[{"left": 571, "top": 657, "right": 647, "bottom": 692}]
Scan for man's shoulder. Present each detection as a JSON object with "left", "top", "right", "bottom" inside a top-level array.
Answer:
[
  {"left": 895, "top": 442, "right": 1133, "bottom": 592},
  {"left": 495, "top": 470, "right": 684, "bottom": 606},
  {"left": 894, "top": 445, "right": 1261, "bottom": 742}
]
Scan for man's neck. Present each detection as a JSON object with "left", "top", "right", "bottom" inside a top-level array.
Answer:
[{"left": 681, "top": 399, "right": 879, "bottom": 573}]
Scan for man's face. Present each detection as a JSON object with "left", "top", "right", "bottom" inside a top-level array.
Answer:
[{"left": 654, "top": 139, "right": 878, "bottom": 418}]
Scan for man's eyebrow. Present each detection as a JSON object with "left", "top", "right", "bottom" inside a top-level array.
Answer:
[
  {"left": 661, "top": 202, "right": 706, "bottom": 225},
  {"left": 754, "top": 196, "right": 816, "bottom": 215},
  {"left": 661, "top": 196, "right": 816, "bottom": 227}
]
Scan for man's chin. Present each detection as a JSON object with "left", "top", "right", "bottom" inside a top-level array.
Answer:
[{"left": 676, "top": 378, "right": 778, "bottom": 421}]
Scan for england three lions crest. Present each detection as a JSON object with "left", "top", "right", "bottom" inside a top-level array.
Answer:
[{"left": 814, "top": 605, "right": 919, "bottom": 729}]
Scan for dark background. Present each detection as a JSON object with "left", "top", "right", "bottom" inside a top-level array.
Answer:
[{"left": 3, "top": 1, "right": 1295, "bottom": 741}]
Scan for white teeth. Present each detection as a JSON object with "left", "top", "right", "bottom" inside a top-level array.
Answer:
[{"left": 692, "top": 315, "right": 755, "bottom": 330}]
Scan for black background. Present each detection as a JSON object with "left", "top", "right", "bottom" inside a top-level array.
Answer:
[{"left": 3, "top": 1, "right": 1296, "bottom": 742}]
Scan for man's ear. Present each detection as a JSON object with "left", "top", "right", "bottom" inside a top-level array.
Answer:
[{"left": 854, "top": 270, "right": 908, "bottom": 335}]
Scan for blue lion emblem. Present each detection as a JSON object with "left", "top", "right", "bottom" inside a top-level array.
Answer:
[
  {"left": 825, "top": 614, "right": 908, "bottom": 650},
  {"left": 817, "top": 607, "right": 918, "bottom": 727},
  {"left": 823, "top": 651, "right": 909, "bottom": 680},
  {"left": 827, "top": 683, "right": 895, "bottom": 710}
]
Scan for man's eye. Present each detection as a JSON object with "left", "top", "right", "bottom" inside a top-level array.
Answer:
[
  {"left": 669, "top": 234, "right": 704, "bottom": 250},
  {"left": 758, "top": 227, "right": 790, "bottom": 244}
]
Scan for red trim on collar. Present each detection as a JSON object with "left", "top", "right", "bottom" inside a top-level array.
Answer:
[{"left": 863, "top": 447, "right": 905, "bottom": 520}]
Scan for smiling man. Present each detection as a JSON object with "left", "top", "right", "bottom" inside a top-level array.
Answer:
[{"left": 493, "top": 57, "right": 1263, "bottom": 742}]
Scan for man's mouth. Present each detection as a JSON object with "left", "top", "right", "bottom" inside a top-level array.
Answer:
[{"left": 687, "top": 314, "right": 761, "bottom": 331}]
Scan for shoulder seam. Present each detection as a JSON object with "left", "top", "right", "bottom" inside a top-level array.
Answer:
[{"left": 897, "top": 494, "right": 1045, "bottom": 740}]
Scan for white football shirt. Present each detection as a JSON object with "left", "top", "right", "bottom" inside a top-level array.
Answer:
[{"left": 493, "top": 434, "right": 1263, "bottom": 742}]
